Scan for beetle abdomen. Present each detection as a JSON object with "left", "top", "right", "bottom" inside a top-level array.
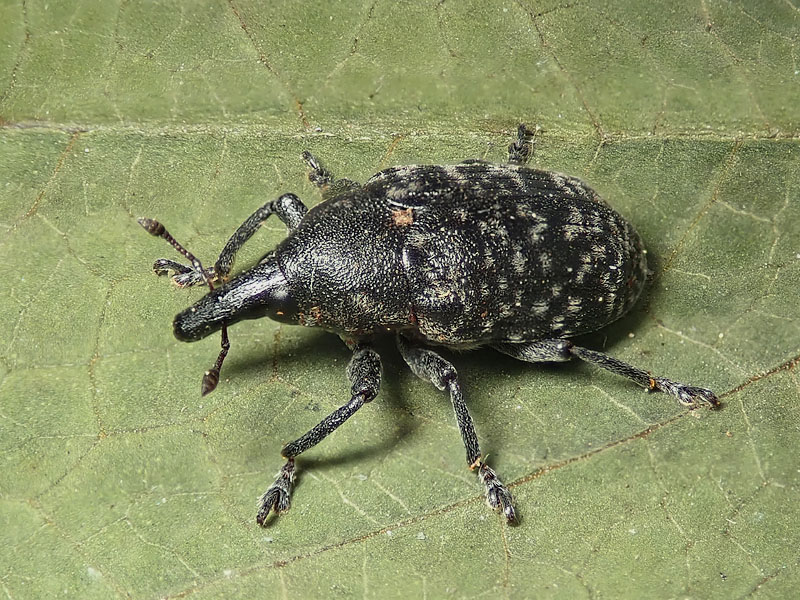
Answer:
[{"left": 366, "top": 163, "right": 647, "bottom": 345}]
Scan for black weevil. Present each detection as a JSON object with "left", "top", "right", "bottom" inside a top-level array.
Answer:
[{"left": 139, "top": 125, "right": 718, "bottom": 525}]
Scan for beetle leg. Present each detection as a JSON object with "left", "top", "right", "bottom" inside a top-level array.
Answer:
[
  {"left": 397, "top": 335, "right": 516, "bottom": 523},
  {"left": 147, "top": 193, "right": 308, "bottom": 286},
  {"left": 492, "top": 340, "right": 719, "bottom": 408},
  {"left": 140, "top": 217, "right": 219, "bottom": 287},
  {"left": 302, "top": 150, "right": 334, "bottom": 188},
  {"left": 256, "top": 344, "right": 382, "bottom": 525},
  {"left": 507, "top": 123, "right": 536, "bottom": 165},
  {"left": 151, "top": 258, "right": 213, "bottom": 287},
  {"left": 213, "top": 193, "right": 308, "bottom": 279},
  {"left": 302, "top": 151, "right": 362, "bottom": 200}
]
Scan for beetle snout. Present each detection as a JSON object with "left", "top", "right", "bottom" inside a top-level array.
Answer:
[
  {"left": 172, "top": 281, "right": 234, "bottom": 342},
  {"left": 171, "top": 259, "right": 298, "bottom": 343},
  {"left": 173, "top": 302, "right": 224, "bottom": 342}
]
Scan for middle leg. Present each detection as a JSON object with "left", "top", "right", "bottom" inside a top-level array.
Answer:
[
  {"left": 302, "top": 151, "right": 361, "bottom": 200},
  {"left": 507, "top": 123, "right": 536, "bottom": 165},
  {"left": 397, "top": 335, "right": 516, "bottom": 523}
]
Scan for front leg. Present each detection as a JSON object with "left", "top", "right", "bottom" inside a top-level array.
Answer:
[
  {"left": 151, "top": 192, "right": 308, "bottom": 286},
  {"left": 256, "top": 344, "right": 382, "bottom": 525},
  {"left": 397, "top": 335, "right": 516, "bottom": 523}
]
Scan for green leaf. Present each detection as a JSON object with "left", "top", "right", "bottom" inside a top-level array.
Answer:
[{"left": 2, "top": 1, "right": 798, "bottom": 598}]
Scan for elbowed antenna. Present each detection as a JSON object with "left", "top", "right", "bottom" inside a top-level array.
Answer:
[{"left": 138, "top": 217, "right": 229, "bottom": 395}]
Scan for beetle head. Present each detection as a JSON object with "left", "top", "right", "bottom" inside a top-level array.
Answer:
[{"left": 173, "top": 257, "right": 298, "bottom": 342}]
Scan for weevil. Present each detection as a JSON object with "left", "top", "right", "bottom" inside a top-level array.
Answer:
[{"left": 139, "top": 125, "right": 718, "bottom": 525}]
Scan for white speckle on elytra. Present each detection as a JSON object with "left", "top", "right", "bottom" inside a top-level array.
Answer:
[
  {"left": 510, "top": 170, "right": 525, "bottom": 189},
  {"left": 576, "top": 260, "right": 593, "bottom": 283},
  {"left": 539, "top": 252, "right": 552, "bottom": 272},
  {"left": 567, "top": 205, "right": 583, "bottom": 224},
  {"left": 511, "top": 249, "right": 527, "bottom": 275},
  {"left": 587, "top": 216, "right": 608, "bottom": 233},
  {"left": 532, "top": 301, "right": 549, "bottom": 315},
  {"left": 387, "top": 186, "right": 406, "bottom": 200},
  {"left": 529, "top": 221, "right": 549, "bottom": 242},
  {"left": 563, "top": 225, "right": 582, "bottom": 241}
]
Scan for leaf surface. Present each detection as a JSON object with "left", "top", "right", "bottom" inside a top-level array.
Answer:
[{"left": 1, "top": 1, "right": 798, "bottom": 598}]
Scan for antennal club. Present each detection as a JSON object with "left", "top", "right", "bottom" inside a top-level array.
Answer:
[{"left": 138, "top": 217, "right": 229, "bottom": 395}]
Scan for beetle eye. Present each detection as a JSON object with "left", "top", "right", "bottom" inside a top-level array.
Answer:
[{"left": 259, "top": 283, "right": 300, "bottom": 324}]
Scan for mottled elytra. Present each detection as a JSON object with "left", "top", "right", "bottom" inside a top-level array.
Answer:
[{"left": 139, "top": 125, "right": 718, "bottom": 526}]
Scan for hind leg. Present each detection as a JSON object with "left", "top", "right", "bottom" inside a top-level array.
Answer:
[{"left": 492, "top": 339, "right": 718, "bottom": 408}]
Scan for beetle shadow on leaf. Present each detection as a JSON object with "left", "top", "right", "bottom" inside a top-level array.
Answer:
[
  {"left": 215, "top": 292, "right": 653, "bottom": 505},
  {"left": 450, "top": 297, "right": 652, "bottom": 455}
]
